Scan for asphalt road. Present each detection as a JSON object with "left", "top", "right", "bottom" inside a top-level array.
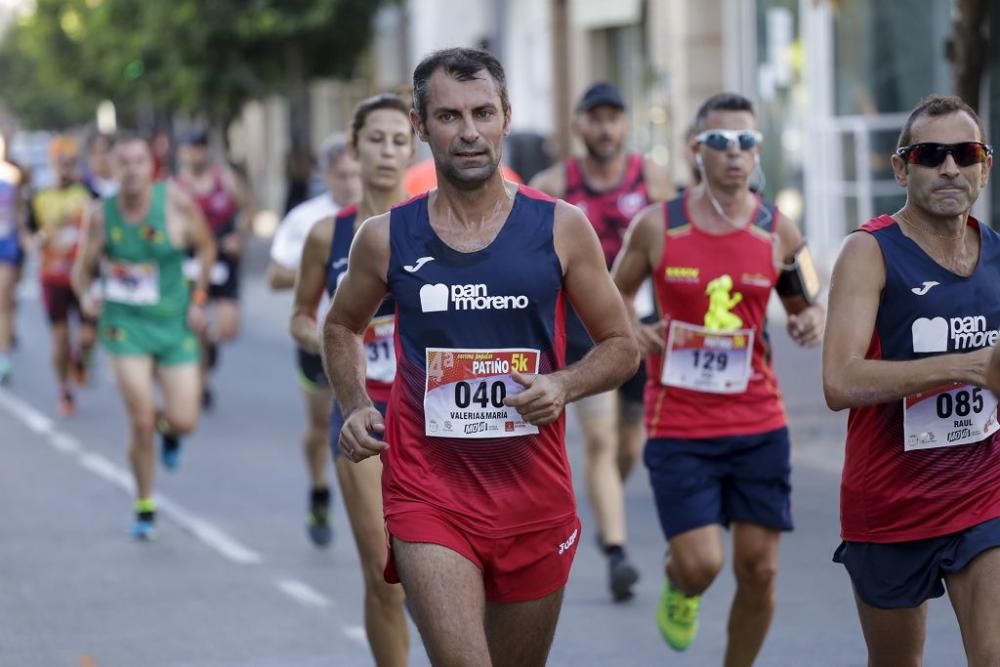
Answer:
[{"left": 0, "top": 243, "right": 969, "bottom": 666}]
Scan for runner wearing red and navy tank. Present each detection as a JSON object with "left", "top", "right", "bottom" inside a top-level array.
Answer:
[
  {"left": 531, "top": 81, "right": 672, "bottom": 602},
  {"left": 382, "top": 188, "right": 576, "bottom": 554},
  {"left": 324, "top": 47, "right": 640, "bottom": 667},
  {"left": 293, "top": 93, "right": 415, "bottom": 665},
  {"left": 175, "top": 162, "right": 242, "bottom": 300},
  {"left": 838, "top": 215, "right": 1000, "bottom": 545},
  {"left": 326, "top": 205, "right": 396, "bottom": 438},
  {"left": 613, "top": 93, "right": 824, "bottom": 658},
  {"left": 174, "top": 130, "right": 252, "bottom": 410},
  {"left": 824, "top": 96, "right": 1000, "bottom": 664}
]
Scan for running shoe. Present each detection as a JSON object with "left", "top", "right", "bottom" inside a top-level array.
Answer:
[
  {"left": 201, "top": 386, "right": 214, "bottom": 411},
  {"left": 131, "top": 500, "right": 156, "bottom": 540},
  {"left": 158, "top": 416, "right": 182, "bottom": 470},
  {"left": 609, "top": 554, "right": 640, "bottom": 602},
  {"left": 71, "top": 350, "right": 92, "bottom": 386},
  {"left": 657, "top": 579, "right": 701, "bottom": 651},
  {"left": 57, "top": 391, "right": 76, "bottom": 417},
  {"left": 0, "top": 359, "right": 11, "bottom": 386},
  {"left": 307, "top": 488, "right": 333, "bottom": 548}
]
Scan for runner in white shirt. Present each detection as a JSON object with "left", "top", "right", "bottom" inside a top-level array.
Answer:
[{"left": 268, "top": 132, "right": 360, "bottom": 547}]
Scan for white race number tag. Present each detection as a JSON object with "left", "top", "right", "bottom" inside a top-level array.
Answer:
[
  {"left": 661, "top": 321, "right": 754, "bottom": 394},
  {"left": 364, "top": 315, "right": 396, "bottom": 383},
  {"left": 104, "top": 261, "right": 160, "bottom": 305},
  {"left": 424, "top": 348, "right": 540, "bottom": 439},
  {"left": 903, "top": 384, "right": 999, "bottom": 451}
]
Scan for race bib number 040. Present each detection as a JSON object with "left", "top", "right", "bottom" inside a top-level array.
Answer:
[
  {"left": 903, "top": 384, "right": 999, "bottom": 451},
  {"left": 103, "top": 261, "right": 159, "bottom": 306},
  {"left": 661, "top": 321, "right": 754, "bottom": 394},
  {"left": 424, "top": 348, "right": 540, "bottom": 439},
  {"left": 364, "top": 315, "right": 396, "bottom": 383}
]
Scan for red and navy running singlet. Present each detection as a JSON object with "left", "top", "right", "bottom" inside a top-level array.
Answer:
[
  {"left": 177, "top": 168, "right": 239, "bottom": 237},
  {"left": 646, "top": 193, "right": 786, "bottom": 439},
  {"left": 383, "top": 186, "right": 575, "bottom": 537},
  {"left": 564, "top": 153, "right": 649, "bottom": 268},
  {"left": 326, "top": 206, "right": 396, "bottom": 404},
  {"left": 841, "top": 216, "right": 1000, "bottom": 543}
]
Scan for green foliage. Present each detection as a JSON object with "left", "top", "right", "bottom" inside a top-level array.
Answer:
[{"left": 0, "top": 0, "right": 386, "bottom": 130}]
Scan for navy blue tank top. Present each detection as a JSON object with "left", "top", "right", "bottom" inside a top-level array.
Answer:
[
  {"left": 381, "top": 186, "right": 576, "bottom": 537},
  {"left": 326, "top": 204, "right": 396, "bottom": 401},
  {"left": 842, "top": 214, "right": 1000, "bottom": 542}
]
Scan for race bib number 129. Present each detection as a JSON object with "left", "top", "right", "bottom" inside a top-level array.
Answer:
[
  {"left": 661, "top": 321, "right": 754, "bottom": 394},
  {"left": 424, "top": 348, "right": 540, "bottom": 439}
]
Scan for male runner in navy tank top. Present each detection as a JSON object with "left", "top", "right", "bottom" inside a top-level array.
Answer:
[
  {"left": 323, "top": 48, "right": 639, "bottom": 666},
  {"left": 531, "top": 82, "right": 672, "bottom": 601},
  {"left": 824, "top": 95, "right": 1000, "bottom": 665}
]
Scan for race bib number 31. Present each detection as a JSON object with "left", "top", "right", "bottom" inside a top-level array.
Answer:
[
  {"left": 424, "top": 348, "right": 540, "bottom": 439},
  {"left": 661, "top": 321, "right": 754, "bottom": 394},
  {"left": 903, "top": 384, "right": 999, "bottom": 451},
  {"left": 364, "top": 315, "right": 396, "bottom": 383}
]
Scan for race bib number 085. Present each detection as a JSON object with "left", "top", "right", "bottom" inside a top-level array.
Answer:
[
  {"left": 424, "top": 348, "right": 540, "bottom": 439},
  {"left": 904, "top": 384, "right": 999, "bottom": 451}
]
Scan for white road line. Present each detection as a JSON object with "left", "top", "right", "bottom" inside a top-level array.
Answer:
[
  {"left": 49, "top": 431, "right": 82, "bottom": 454},
  {"left": 0, "top": 387, "right": 262, "bottom": 566},
  {"left": 156, "top": 495, "right": 262, "bottom": 565},
  {"left": 277, "top": 579, "right": 331, "bottom": 609},
  {"left": 0, "top": 390, "right": 53, "bottom": 435},
  {"left": 78, "top": 451, "right": 133, "bottom": 490},
  {"left": 341, "top": 625, "right": 368, "bottom": 646}
]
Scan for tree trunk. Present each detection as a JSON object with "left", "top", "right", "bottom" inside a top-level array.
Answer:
[{"left": 947, "top": 0, "right": 989, "bottom": 110}]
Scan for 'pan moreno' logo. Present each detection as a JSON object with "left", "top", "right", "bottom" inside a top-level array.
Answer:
[
  {"left": 912, "top": 315, "right": 999, "bottom": 353},
  {"left": 419, "top": 283, "right": 529, "bottom": 313}
]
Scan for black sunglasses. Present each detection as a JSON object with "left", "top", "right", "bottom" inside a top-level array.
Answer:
[{"left": 895, "top": 142, "right": 992, "bottom": 168}]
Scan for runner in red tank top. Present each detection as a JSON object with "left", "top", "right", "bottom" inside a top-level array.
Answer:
[
  {"left": 825, "top": 96, "right": 1000, "bottom": 665},
  {"left": 531, "top": 82, "right": 673, "bottom": 602},
  {"left": 174, "top": 130, "right": 254, "bottom": 410},
  {"left": 323, "top": 49, "right": 639, "bottom": 666},
  {"left": 613, "top": 93, "right": 824, "bottom": 659}
]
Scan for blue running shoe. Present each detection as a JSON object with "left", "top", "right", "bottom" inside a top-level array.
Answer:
[
  {"left": 307, "top": 487, "right": 333, "bottom": 548},
  {"left": 158, "top": 417, "right": 182, "bottom": 470},
  {"left": 131, "top": 500, "right": 156, "bottom": 540},
  {"left": 131, "top": 517, "right": 156, "bottom": 540}
]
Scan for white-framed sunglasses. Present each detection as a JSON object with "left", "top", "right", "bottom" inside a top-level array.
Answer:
[{"left": 695, "top": 129, "right": 763, "bottom": 152}]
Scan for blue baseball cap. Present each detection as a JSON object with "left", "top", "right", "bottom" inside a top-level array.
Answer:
[{"left": 577, "top": 82, "right": 626, "bottom": 112}]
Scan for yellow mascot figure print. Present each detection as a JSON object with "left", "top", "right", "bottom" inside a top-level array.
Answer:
[{"left": 704, "top": 274, "right": 743, "bottom": 331}]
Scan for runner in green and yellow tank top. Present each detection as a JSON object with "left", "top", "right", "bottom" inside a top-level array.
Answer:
[
  {"left": 100, "top": 180, "right": 198, "bottom": 364},
  {"left": 72, "top": 132, "right": 216, "bottom": 540}
]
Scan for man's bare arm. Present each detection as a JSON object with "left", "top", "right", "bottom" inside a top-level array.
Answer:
[
  {"left": 72, "top": 201, "right": 105, "bottom": 300},
  {"left": 223, "top": 167, "right": 255, "bottom": 237},
  {"left": 268, "top": 262, "right": 297, "bottom": 290},
  {"left": 172, "top": 184, "right": 216, "bottom": 296},
  {"left": 290, "top": 218, "right": 333, "bottom": 354},
  {"left": 822, "top": 232, "right": 989, "bottom": 411},
  {"left": 528, "top": 161, "right": 566, "bottom": 198},
  {"left": 642, "top": 157, "right": 675, "bottom": 203},
  {"left": 552, "top": 201, "right": 640, "bottom": 401},
  {"left": 612, "top": 204, "right": 666, "bottom": 353},
  {"left": 774, "top": 212, "right": 824, "bottom": 346}
]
